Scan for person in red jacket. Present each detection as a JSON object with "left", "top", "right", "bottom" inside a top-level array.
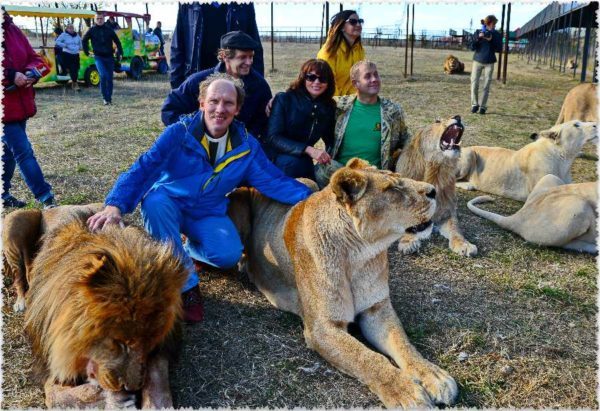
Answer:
[{"left": 1, "top": 10, "right": 56, "bottom": 209}]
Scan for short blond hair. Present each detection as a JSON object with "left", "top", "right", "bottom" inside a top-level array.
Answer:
[
  {"left": 198, "top": 73, "right": 245, "bottom": 108},
  {"left": 350, "top": 60, "right": 378, "bottom": 82}
]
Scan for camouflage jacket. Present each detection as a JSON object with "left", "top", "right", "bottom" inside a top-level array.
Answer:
[{"left": 329, "top": 95, "right": 410, "bottom": 170}]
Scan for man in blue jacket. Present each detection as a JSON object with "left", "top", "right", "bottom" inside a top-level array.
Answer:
[
  {"left": 162, "top": 31, "right": 272, "bottom": 142},
  {"left": 469, "top": 15, "right": 503, "bottom": 115},
  {"left": 88, "top": 74, "right": 312, "bottom": 323},
  {"left": 169, "top": 2, "right": 264, "bottom": 89}
]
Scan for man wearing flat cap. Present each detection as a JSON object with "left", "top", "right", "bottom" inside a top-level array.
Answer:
[{"left": 162, "top": 31, "right": 272, "bottom": 142}]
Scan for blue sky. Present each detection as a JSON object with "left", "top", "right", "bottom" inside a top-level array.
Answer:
[{"left": 11, "top": 1, "right": 548, "bottom": 34}]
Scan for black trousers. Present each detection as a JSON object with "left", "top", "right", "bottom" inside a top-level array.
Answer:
[{"left": 60, "top": 53, "right": 80, "bottom": 82}]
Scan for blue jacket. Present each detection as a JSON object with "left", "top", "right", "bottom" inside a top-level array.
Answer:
[
  {"left": 169, "top": 2, "right": 264, "bottom": 89},
  {"left": 161, "top": 62, "right": 272, "bottom": 140},
  {"left": 471, "top": 29, "right": 503, "bottom": 64},
  {"left": 105, "top": 112, "right": 312, "bottom": 219}
]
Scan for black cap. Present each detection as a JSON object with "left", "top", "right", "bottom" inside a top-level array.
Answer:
[{"left": 220, "top": 30, "right": 258, "bottom": 51}]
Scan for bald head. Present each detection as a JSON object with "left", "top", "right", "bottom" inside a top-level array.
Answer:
[{"left": 199, "top": 75, "right": 246, "bottom": 138}]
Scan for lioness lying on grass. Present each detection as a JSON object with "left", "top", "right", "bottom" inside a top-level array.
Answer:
[
  {"left": 228, "top": 159, "right": 458, "bottom": 408},
  {"left": 456, "top": 120, "right": 597, "bottom": 201},
  {"left": 467, "top": 174, "right": 597, "bottom": 254}
]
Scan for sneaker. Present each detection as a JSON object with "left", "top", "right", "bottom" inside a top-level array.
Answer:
[
  {"left": 3, "top": 195, "right": 26, "bottom": 208},
  {"left": 103, "top": 100, "right": 112, "bottom": 105},
  {"left": 479, "top": 107, "right": 487, "bottom": 115},
  {"left": 42, "top": 197, "right": 57, "bottom": 209},
  {"left": 181, "top": 286, "right": 204, "bottom": 323},
  {"left": 471, "top": 105, "right": 479, "bottom": 113}
]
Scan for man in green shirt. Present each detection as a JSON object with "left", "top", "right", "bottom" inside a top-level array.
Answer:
[{"left": 316, "top": 60, "right": 410, "bottom": 187}]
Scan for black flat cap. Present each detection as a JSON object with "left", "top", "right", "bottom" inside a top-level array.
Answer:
[{"left": 220, "top": 30, "right": 258, "bottom": 50}]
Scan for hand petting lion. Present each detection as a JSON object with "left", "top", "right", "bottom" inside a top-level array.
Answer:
[
  {"left": 228, "top": 159, "right": 458, "bottom": 408},
  {"left": 456, "top": 120, "right": 597, "bottom": 201},
  {"left": 468, "top": 174, "right": 598, "bottom": 254},
  {"left": 4, "top": 204, "right": 187, "bottom": 409},
  {"left": 395, "top": 116, "right": 478, "bottom": 257}
]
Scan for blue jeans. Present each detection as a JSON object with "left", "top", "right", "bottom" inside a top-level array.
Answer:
[
  {"left": 2, "top": 121, "right": 53, "bottom": 202},
  {"left": 94, "top": 56, "right": 115, "bottom": 102},
  {"left": 141, "top": 189, "right": 243, "bottom": 292}
]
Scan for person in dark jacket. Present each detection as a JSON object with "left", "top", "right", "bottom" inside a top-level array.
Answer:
[
  {"left": 82, "top": 13, "right": 123, "bottom": 105},
  {"left": 470, "top": 14, "right": 503, "bottom": 115},
  {"left": 88, "top": 74, "right": 312, "bottom": 323},
  {"left": 161, "top": 31, "right": 272, "bottom": 141},
  {"left": 154, "top": 21, "right": 165, "bottom": 56},
  {"left": 169, "top": 2, "right": 263, "bottom": 89},
  {"left": 266, "top": 59, "right": 336, "bottom": 180},
  {"left": 1, "top": 11, "right": 56, "bottom": 209}
]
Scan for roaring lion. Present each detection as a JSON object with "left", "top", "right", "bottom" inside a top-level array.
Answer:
[
  {"left": 556, "top": 83, "right": 597, "bottom": 125},
  {"left": 456, "top": 120, "right": 597, "bottom": 201},
  {"left": 395, "top": 115, "right": 477, "bottom": 257},
  {"left": 228, "top": 159, "right": 458, "bottom": 408},
  {"left": 468, "top": 174, "right": 597, "bottom": 254},
  {"left": 443, "top": 55, "right": 465, "bottom": 74},
  {"left": 5, "top": 205, "right": 188, "bottom": 408}
]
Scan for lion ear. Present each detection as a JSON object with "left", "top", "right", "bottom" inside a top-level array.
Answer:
[
  {"left": 539, "top": 130, "right": 559, "bottom": 141},
  {"left": 81, "top": 253, "right": 110, "bottom": 288},
  {"left": 345, "top": 157, "right": 372, "bottom": 170},
  {"left": 330, "top": 168, "right": 368, "bottom": 204}
]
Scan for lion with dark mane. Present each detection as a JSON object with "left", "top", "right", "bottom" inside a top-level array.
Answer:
[
  {"left": 5, "top": 205, "right": 187, "bottom": 408},
  {"left": 443, "top": 55, "right": 465, "bottom": 74}
]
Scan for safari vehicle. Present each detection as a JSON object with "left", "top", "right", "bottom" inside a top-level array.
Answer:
[
  {"left": 4, "top": 5, "right": 168, "bottom": 87},
  {"left": 4, "top": 5, "right": 100, "bottom": 86},
  {"left": 96, "top": 10, "right": 169, "bottom": 79}
]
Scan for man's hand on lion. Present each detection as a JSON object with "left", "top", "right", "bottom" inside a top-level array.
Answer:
[{"left": 87, "top": 205, "right": 122, "bottom": 232}]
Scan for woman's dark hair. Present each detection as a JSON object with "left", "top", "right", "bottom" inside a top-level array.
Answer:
[
  {"left": 288, "top": 59, "right": 336, "bottom": 106},
  {"left": 323, "top": 9, "right": 363, "bottom": 57}
]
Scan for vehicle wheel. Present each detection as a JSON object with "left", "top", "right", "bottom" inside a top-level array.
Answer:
[
  {"left": 126, "top": 56, "right": 144, "bottom": 80},
  {"left": 157, "top": 59, "right": 169, "bottom": 74},
  {"left": 84, "top": 65, "right": 100, "bottom": 86}
]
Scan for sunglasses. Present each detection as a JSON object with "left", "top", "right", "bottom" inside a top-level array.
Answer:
[
  {"left": 346, "top": 18, "right": 364, "bottom": 26},
  {"left": 304, "top": 73, "right": 327, "bottom": 83}
]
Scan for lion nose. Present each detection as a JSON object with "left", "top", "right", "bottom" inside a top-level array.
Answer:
[
  {"left": 426, "top": 188, "right": 436, "bottom": 199},
  {"left": 453, "top": 115, "right": 461, "bottom": 122}
]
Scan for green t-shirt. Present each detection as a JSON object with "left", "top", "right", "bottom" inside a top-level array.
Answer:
[{"left": 336, "top": 99, "right": 382, "bottom": 168}]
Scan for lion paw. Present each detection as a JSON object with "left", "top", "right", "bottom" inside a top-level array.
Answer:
[
  {"left": 13, "top": 297, "right": 26, "bottom": 313},
  {"left": 414, "top": 364, "right": 459, "bottom": 406},
  {"left": 450, "top": 239, "right": 478, "bottom": 257},
  {"left": 374, "top": 374, "right": 435, "bottom": 408},
  {"left": 397, "top": 237, "right": 421, "bottom": 254},
  {"left": 104, "top": 390, "right": 137, "bottom": 409},
  {"left": 455, "top": 182, "right": 475, "bottom": 191}
]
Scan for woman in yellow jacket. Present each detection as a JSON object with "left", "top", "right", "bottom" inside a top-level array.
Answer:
[{"left": 317, "top": 10, "right": 365, "bottom": 96}]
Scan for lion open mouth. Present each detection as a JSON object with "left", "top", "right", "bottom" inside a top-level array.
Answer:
[
  {"left": 439, "top": 122, "right": 464, "bottom": 151},
  {"left": 406, "top": 220, "right": 432, "bottom": 234}
]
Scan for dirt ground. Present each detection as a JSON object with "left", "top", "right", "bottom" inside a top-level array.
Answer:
[{"left": 1, "top": 43, "right": 597, "bottom": 409}]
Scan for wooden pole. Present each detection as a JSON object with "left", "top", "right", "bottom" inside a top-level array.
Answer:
[
  {"left": 497, "top": 4, "right": 506, "bottom": 80},
  {"left": 502, "top": 3, "right": 511, "bottom": 84},
  {"left": 270, "top": 2, "right": 275, "bottom": 72},
  {"left": 580, "top": 9, "right": 592, "bottom": 82},
  {"left": 410, "top": 4, "right": 414, "bottom": 76},
  {"left": 403, "top": 4, "right": 409, "bottom": 78},
  {"left": 573, "top": 7, "right": 584, "bottom": 78},
  {"left": 325, "top": 2, "right": 330, "bottom": 35},
  {"left": 340, "top": 4, "right": 343, "bottom": 12}
]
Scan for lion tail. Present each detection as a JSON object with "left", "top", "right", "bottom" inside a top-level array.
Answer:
[{"left": 467, "top": 196, "right": 513, "bottom": 229}]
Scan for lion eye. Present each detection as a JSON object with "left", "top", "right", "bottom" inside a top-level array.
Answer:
[{"left": 574, "top": 122, "right": 580, "bottom": 128}]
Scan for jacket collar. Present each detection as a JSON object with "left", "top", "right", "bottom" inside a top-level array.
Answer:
[{"left": 187, "top": 111, "right": 245, "bottom": 151}]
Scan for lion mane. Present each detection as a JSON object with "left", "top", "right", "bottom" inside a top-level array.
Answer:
[{"left": 24, "top": 218, "right": 187, "bottom": 393}]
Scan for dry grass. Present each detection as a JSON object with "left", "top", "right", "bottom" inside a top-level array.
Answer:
[{"left": 2, "top": 43, "right": 597, "bottom": 409}]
